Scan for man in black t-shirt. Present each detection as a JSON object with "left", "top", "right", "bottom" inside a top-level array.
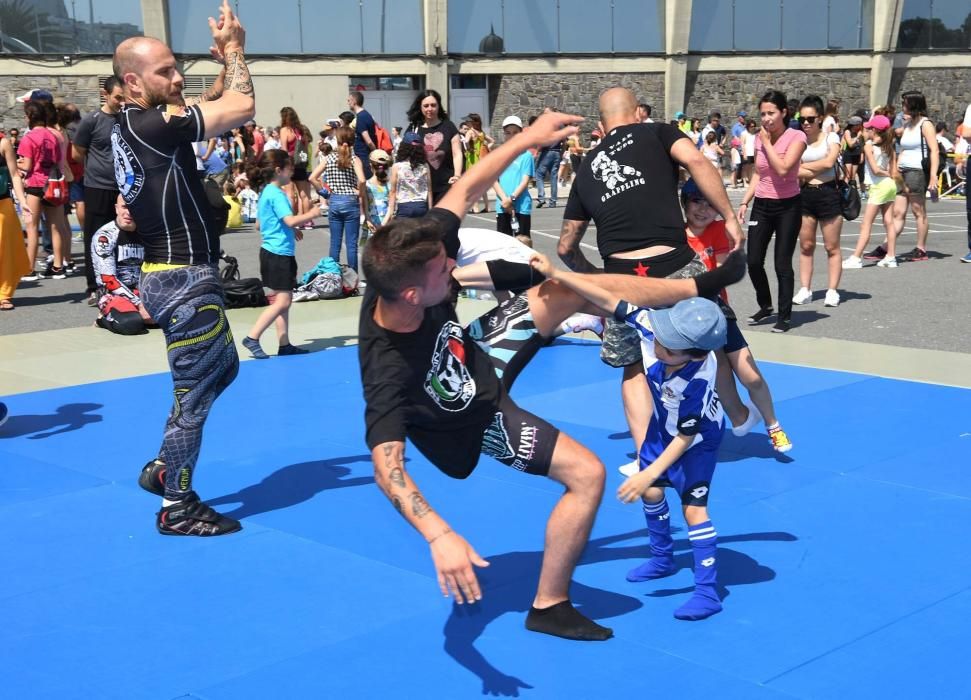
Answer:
[
  {"left": 359, "top": 110, "right": 745, "bottom": 641},
  {"left": 114, "top": 1, "right": 255, "bottom": 537},
  {"left": 73, "top": 75, "right": 125, "bottom": 302},
  {"left": 558, "top": 87, "right": 744, "bottom": 476},
  {"left": 348, "top": 90, "right": 376, "bottom": 179}
]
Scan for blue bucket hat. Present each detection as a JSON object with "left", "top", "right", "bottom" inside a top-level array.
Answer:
[
  {"left": 647, "top": 298, "right": 726, "bottom": 352},
  {"left": 402, "top": 131, "right": 422, "bottom": 145}
]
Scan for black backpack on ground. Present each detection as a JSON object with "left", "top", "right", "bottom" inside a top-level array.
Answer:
[{"left": 220, "top": 254, "right": 268, "bottom": 309}]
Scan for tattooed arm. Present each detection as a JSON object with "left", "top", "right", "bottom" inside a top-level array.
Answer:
[
  {"left": 557, "top": 219, "right": 601, "bottom": 273},
  {"left": 198, "top": 0, "right": 255, "bottom": 139},
  {"left": 371, "top": 441, "right": 489, "bottom": 604},
  {"left": 184, "top": 65, "right": 226, "bottom": 107}
]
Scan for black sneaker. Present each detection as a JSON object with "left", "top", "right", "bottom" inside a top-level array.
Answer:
[
  {"left": 771, "top": 320, "right": 791, "bottom": 333},
  {"left": 863, "top": 245, "right": 886, "bottom": 260},
  {"left": 748, "top": 307, "right": 774, "bottom": 325},
  {"left": 278, "top": 343, "right": 309, "bottom": 356},
  {"left": 138, "top": 458, "right": 166, "bottom": 496},
  {"left": 156, "top": 492, "right": 241, "bottom": 536},
  {"left": 905, "top": 247, "right": 929, "bottom": 262},
  {"left": 535, "top": 199, "right": 545, "bottom": 208}
]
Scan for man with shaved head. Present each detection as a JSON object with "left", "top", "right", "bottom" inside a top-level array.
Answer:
[
  {"left": 558, "top": 87, "right": 744, "bottom": 476},
  {"left": 116, "top": 1, "right": 256, "bottom": 536}
]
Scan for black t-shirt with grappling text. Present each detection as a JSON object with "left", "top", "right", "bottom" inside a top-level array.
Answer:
[
  {"left": 113, "top": 103, "right": 219, "bottom": 266},
  {"left": 564, "top": 122, "right": 691, "bottom": 257},
  {"left": 358, "top": 208, "right": 503, "bottom": 478}
]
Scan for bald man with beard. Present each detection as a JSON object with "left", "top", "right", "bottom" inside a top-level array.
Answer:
[
  {"left": 116, "top": 1, "right": 256, "bottom": 536},
  {"left": 557, "top": 87, "right": 744, "bottom": 476}
]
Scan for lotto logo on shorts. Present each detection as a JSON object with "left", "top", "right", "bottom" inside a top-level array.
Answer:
[{"left": 690, "top": 485, "right": 709, "bottom": 499}]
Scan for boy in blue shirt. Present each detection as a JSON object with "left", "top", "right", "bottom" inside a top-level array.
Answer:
[
  {"left": 492, "top": 115, "right": 535, "bottom": 247},
  {"left": 530, "top": 252, "right": 728, "bottom": 621}
]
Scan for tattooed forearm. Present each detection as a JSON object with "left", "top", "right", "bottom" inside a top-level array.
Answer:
[
  {"left": 391, "top": 495, "right": 403, "bottom": 513},
  {"left": 410, "top": 492, "right": 432, "bottom": 518},
  {"left": 224, "top": 49, "right": 254, "bottom": 97},
  {"left": 389, "top": 467, "right": 405, "bottom": 488},
  {"left": 184, "top": 69, "right": 225, "bottom": 107}
]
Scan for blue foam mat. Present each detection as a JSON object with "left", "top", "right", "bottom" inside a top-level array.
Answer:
[{"left": 1, "top": 341, "right": 969, "bottom": 699}]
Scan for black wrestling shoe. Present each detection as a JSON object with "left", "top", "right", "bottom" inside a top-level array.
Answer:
[
  {"left": 747, "top": 307, "right": 774, "bottom": 325},
  {"left": 156, "top": 492, "right": 241, "bottom": 536},
  {"left": 138, "top": 458, "right": 166, "bottom": 496}
]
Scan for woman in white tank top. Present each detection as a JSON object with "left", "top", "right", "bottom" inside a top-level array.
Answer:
[
  {"left": 891, "top": 91, "right": 939, "bottom": 260},
  {"left": 794, "top": 96, "right": 843, "bottom": 308}
]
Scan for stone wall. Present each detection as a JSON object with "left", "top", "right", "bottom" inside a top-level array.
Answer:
[
  {"left": 684, "top": 70, "right": 871, "bottom": 123},
  {"left": 489, "top": 73, "right": 665, "bottom": 137},
  {"left": 889, "top": 67, "right": 971, "bottom": 129},
  {"left": 1, "top": 76, "right": 102, "bottom": 129}
]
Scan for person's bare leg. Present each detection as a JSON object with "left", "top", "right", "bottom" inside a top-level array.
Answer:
[
  {"left": 852, "top": 205, "right": 879, "bottom": 258},
  {"left": 533, "top": 433, "right": 605, "bottom": 607},
  {"left": 797, "top": 215, "right": 817, "bottom": 291},
  {"left": 247, "top": 293, "right": 288, "bottom": 341},
  {"left": 911, "top": 196, "right": 929, "bottom": 251},
  {"left": 715, "top": 348, "right": 747, "bottom": 427},
  {"left": 24, "top": 196, "right": 42, "bottom": 272},
  {"left": 820, "top": 216, "right": 843, "bottom": 290},
  {"left": 274, "top": 302, "right": 291, "bottom": 346},
  {"left": 883, "top": 204, "right": 899, "bottom": 258},
  {"left": 621, "top": 364, "right": 650, "bottom": 453},
  {"left": 729, "top": 347, "right": 778, "bottom": 426}
]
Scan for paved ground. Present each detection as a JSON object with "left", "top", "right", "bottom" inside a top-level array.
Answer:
[{"left": 3, "top": 187, "right": 968, "bottom": 353}]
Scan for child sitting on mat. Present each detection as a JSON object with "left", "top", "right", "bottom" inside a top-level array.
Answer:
[{"left": 530, "top": 251, "right": 728, "bottom": 621}]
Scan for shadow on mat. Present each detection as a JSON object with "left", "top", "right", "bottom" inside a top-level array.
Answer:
[
  {"left": 207, "top": 455, "right": 373, "bottom": 519},
  {"left": 644, "top": 531, "right": 797, "bottom": 603},
  {"left": 0, "top": 403, "right": 103, "bottom": 440},
  {"left": 719, "top": 433, "right": 796, "bottom": 463},
  {"left": 301, "top": 335, "right": 359, "bottom": 352},
  {"left": 443, "top": 530, "right": 648, "bottom": 697}
]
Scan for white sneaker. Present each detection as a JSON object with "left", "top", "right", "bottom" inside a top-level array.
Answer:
[
  {"left": 876, "top": 256, "right": 897, "bottom": 268},
  {"left": 792, "top": 287, "right": 813, "bottom": 305},
  {"left": 842, "top": 256, "right": 863, "bottom": 269},
  {"left": 824, "top": 289, "right": 840, "bottom": 307},
  {"left": 617, "top": 460, "right": 639, "bottom": 478},
  {"left": 731, "top": 402, "right": 763, "bottom": 437}
]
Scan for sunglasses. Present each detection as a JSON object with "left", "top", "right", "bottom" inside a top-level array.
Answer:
[{"left": 798, "top": 116, "right": 819, "bottom": 125}]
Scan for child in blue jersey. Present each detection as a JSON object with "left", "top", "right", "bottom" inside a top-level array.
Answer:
[
  {"left": 530, "top": 252, "right": 728, "bottom": 621},
  {"left": 242, "top": 149, "right": 323, "bottom": 359}
]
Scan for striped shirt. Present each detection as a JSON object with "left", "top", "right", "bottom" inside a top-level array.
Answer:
[{"left": 113, "top": 103, "right": 218, "bottom": 265}]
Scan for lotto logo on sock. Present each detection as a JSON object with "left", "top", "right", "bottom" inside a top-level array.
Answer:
[
  {"left": 659, "top": 512, "right": 670, "bottom": 520},
  {"left": 701, "top": 557, "right": 715, "bottom": 567}
]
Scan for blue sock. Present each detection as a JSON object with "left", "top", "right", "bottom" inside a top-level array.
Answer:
[
  {"left": 674, "top": 520, "right": 722, "bottom": 621},
  {"left": 626, "top": 498, "right": 677, "bottom": 582}
]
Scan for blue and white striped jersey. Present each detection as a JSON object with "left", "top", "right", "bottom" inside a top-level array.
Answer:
[{"left": 615, "top": 301, "right": 724, "bottom": 459}]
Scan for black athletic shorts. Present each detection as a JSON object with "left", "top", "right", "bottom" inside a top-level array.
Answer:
[
  {"left": 801, "top": 183, "right": 842, "bottom": 221},
  {"left": 480, "top": 394, "right": 559, "bottom": 476},
  {"left": 259, "top": 248, "right": 298, "bottom": 291},
  {"left": 496, "top": 212, "right": 531, "bottom": 238},
  {"left": 723, "top": 317, "right": 748, "bottom": 354},
  {"left": 292, "top": 164, "right": 309, "bottom": 182}
]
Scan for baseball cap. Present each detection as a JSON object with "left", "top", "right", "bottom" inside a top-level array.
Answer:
[
  {"left": 647, "top": 298, "right": 726, "bottom": 352},
  {"left": 848, "top": 116, "right": 863, "bottom": 126},
  {"left": 402, "top": 131, "right": 422, "bottom": 145},
  {"left": 501, "top": 115, "right": 523, "bottom": 129},
  {"left": 369, "top": 148, "right": 391, "bottom": 164},
  {"left": 680, "top": 178, "right": 703, "bottom": 199},
  {"left": 16, "top": 88, "right": 53, "bottom": 103},
  {"left": 737, "top": 110, "right": 747, "bottom": 117},
  {"left": 675, "top": 111, "right": 686, "bottom": 119},
  {"left": 863, "top": 115, "right": 891, "bottom": 130}
]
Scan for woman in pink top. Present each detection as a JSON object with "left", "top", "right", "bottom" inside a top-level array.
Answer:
[
  {"left": 736, "top": 90, "right": 807, "bottom": 333},
  {"left": 16, "top": 101, "right": 73, "bottom": 281}
]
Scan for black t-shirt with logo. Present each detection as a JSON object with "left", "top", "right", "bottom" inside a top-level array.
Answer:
[
  {"left": 113, "top": 103, "right": 218, "bottom": 265},
  {"left": 358, "top": 208, "right": 501, "bottom": 478},
  {"left": 564, "top": 123, "right": 690, "bottom": 257}
]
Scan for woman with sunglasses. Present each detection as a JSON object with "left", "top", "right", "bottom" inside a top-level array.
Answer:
[
  {"left": 793, "top": 95, "right": 843, "bottom": 308},
  {"left": 737, "top": 90, "right": 807, "bottom": 333}
]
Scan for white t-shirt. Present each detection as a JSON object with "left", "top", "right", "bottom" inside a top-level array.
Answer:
[
  {"left": 801, "top": 132, "right": 841, "bottom": 182},
  {"left": 822, "top": 115, "right": 838, "bottom": 134},
  {"left": 456, "top": 227, "right": 533, "bottom": 267},
  {"left": 742, "top": 131, "right": 756, "bottom": 157},
  {"left": 897, "top": 118, "right": 929, "bottom": 170}
]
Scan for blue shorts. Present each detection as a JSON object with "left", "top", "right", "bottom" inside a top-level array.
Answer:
[
  {"left": 69, "top": 181, "right": 84, "bottom": 203},
  {"left": 641, "top": 445, "right": 718, "bottom": 506}
]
